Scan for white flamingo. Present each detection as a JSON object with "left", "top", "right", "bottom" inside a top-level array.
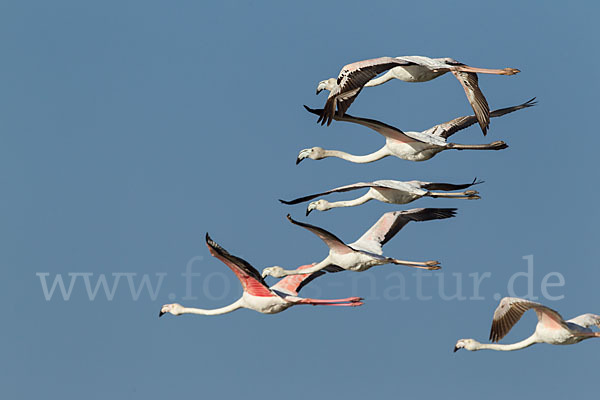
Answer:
[
  {"left": 261, "top": 209, "right": 455, "bottom": 278},
  {"left": 315, "top": 56, "right": 417, "bottom": 126},
  {"left": 298, "top": 98, "right": 535, "bottom": 165},
  {"left": 280, "top": 178, "right": 482, "bottom": 215},
  {"left": 363, "top": 55, "right": 521, "bottom": 135},
  {"left": 159, "top": 234, "right": 363, "bottom": 317},
  {"left": 454, "top": 297, "right": 600, "bottom": 352}
]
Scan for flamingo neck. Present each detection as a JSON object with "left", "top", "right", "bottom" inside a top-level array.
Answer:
[
  {"left": 323, "top": 147, "right": 390, "bottom": 164},
  {"left": 475, "top": 334, "right": 539, "bottom": 351},
  {"left": 364, "top": 70, "right": 396, "bottom": 87},
  {"left": 181, "top": 298, "right": 244, "bottom": 316},
  {"left": 327, "top": 193, "right": 373, "bottom": 210},
  {"left": 276, "top": 256, "right": 333, "bottom": 276}
]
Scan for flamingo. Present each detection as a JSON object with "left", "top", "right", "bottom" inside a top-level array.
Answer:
[
  {"left": 315, "top": 56, "right": 417, "bottom": 126},
  {"left": 297, "top": 98, "right": 536, "bottom": 165},
  {"left": 362, "top": 56, "right": 520, "bottom": 135},
  {"left": 159, "top": 234, "right": 363, "bottom": 317},
  {"left": 261, "top": 209, "right": 455, "bottom": 279},
  {"left": 454, "top": 297, "right": 600, "bottom": 352},
  {"left": 280, "top": 178, "right": 482, "bottom": 216}
]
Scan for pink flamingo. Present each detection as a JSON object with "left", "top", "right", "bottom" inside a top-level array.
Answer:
[
  {"left": 159, "top": 234, "right": 363, "bottom": 317},
  {"left": 317, "top": 55, "right": 520, "bottom": 134},
  {"left": 315, "top": 56, "right": 414, "bottom": 126},
  {"left": 262, "top": 209, "right": 455, "bottom": 278},
  {"left": 454, "top": 297, "right": 600, "bottom": 352}
]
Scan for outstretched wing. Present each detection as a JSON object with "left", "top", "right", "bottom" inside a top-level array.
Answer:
[
  {"left": 349, "top": 208, "right": 457, "bottom": 255},
  {"left": 490, "top": 297, "right": 567, "bottom": 342},
  {"left": 205, "top": 233, "right": 273, "bottom": 297},
  {"left": 318, "top": 57, "right": 412, "bottom": 126},
  {"left": 567, "top": 313, "right": 600, "bottom": 329},
  {"left": 420, "top": 178, "right": 483, "bottom": 191},
  {"left": 451, "top": 71, "right": 490, "bottom": 136},
  {"left": 429, "top": 98, "right": 537, "bottom": 139},
  {"left": 305, "top": 105, "right": 418, "bottom": 143},
  {"left": 270, "top": 263, "right": 325, "bottom": 296},
  {"left": 287, "top": 214, "right": 354, "bottom": 255}
]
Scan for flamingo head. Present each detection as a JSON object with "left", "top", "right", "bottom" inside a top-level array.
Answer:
[
  {"left": 262, "top": 266, "right": 286, "bottom": 279},
  {"left": 159, "top": 303, "right": 185, "bottom": 317},
  {"left": 306, "top": 199, "right": 330, "bottom": 216},
  {"left": 316, "top": 78, "right": 336, "bottom": 95},
  {"left": 453, "top": 338, "right": 480, "bottom": 352},
  {"left": 296, "top": 147, "right": 325, "bottom": 165}
]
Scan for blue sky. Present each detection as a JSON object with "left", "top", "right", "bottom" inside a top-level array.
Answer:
[{"left": 2, "top": 1, "right": 599, "bottom": 399}]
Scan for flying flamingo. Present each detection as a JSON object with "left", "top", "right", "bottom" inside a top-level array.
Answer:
[
  {"left": 280, "top": 178, "right": 482, "bottom": 216},
  {"left": 454, "top": 297, "right": 600, "bottom": 352},
  {"left": 297, "top": 98, "right": 536, "bottom": 165},
  {"left": 159, "top": 234, "right": 363, "bottom": 317},
  {"left": 261, "top": 209, "right": 455, "bottom": 279},
  {"left": 362, "top": 55, "right": 520, "bottom": 135},
  {"left": 315, "top": 56, "right": 417, "bottom": 126}
]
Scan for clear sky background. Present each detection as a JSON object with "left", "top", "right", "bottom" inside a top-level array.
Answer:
[{"left": 2, "top": 1, "right": 599, "bottom": 399}]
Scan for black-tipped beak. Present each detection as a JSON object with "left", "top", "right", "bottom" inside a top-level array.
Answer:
[
  {"left": 316, "top": 88, "right": 321, "bottom": 95},
  {"left": 453, "top": 346, "right": 460, "bottom": 353},
  {"left": 296, "top": 157, "right": 303, "bottom": 165},
  {"left": 306, "top": 208, "right": 312, "bottom": 216},
  {"left": 159, "top": 310, "right": 165, "bottom": 318}
]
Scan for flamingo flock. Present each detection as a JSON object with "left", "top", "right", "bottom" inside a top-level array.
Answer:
[{"left": 159, "top": 55, "right": 599, "bottom": 353}]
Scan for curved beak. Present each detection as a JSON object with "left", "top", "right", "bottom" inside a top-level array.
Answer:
[
  {"left": 316, "top": 87, "right": 323, "bottom": 95},
  {"left": 159, "top": 310, "right": 165, "bottom": 318},
  {"left": 453, "top": 346, "right": 460, "bottom": 353},
  {"left": 296, "top": 156, "right": 303, "bottom": 165},
  {"left": 306, "top": 207, "right": 312, "bottom": 216}
]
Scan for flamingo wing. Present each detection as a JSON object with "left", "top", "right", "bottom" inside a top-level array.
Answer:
[
  {"left": 286, "top": 214, "right": 354, "bottom": 255},
  {"left": 566, "top": 314, "right": 600, "bottom": 329},
  {"left": 349, "top": 208, "right": 457, "bottom": 255},
  {"left": 429, "top": 98, "right": 537, "bottom": 139},
  {"left": 305, "top": 105, "right": 419, "bottom": 144},
  {"left": 420, "top": 177, "right": 483, "bottom": 191},
  {"left": 205, "top": 234, "right": 273, "bottom": 297},
  {"left": 270, "top": 263, "right": 325, "bottom": 296},
  {"left": 318, "top": 57, "right": 412, "bottom": 126},
  {"left": 490, "top": 297, "right": 567, "bottom": 342},
  {"left": 451, "top": 71, "right": 490, "bottom": 136}
]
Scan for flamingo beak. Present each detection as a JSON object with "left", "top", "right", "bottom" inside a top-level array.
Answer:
[
  {"left": 453, "top": 346, "right": 460, "bottom": 352},
  {"left": 159, "top": 310, "right": 165, "bottom": 318},
  {"left": 296, "top": 156, "right": 304, "bottom": 165}
]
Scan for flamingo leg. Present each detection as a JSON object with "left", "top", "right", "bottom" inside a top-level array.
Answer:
[
  {"left": 452, "top": 65, "right": 520, "bottom": 75},
  {"left": 427, "top": 191, "right": 479, "bottom": 199},
  {"left": 299, "top": 297, "right": 364, "bottom": 306},
  {"left": 388, "top": 258, "right": 441, "bottom": 270},
  {"left": 448, "top": 141, "right": 508, "bottom": 151}
]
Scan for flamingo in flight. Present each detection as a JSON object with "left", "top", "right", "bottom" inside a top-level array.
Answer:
[
  {"left": 315, "top": 56, "right": 419, "bottom": 126},
  {"left": 454, "top": 297, "right": 600, "bottom": 352},
  {"left": 159, "top": 234, "right": 363, "bottom": 317},
  {"left": 280, "top": 178, "right": 482, "bottom": 216},
  {"left": 317, "top": 55, "right": 520, "bottom": 134},
  {"left": 298, "top": 98, "right": 536, "bottom": 165},
  {"left": 261, "top": 209, "right": 455, "bottom": 279}
]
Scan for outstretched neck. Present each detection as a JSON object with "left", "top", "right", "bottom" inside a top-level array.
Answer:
[
  {"left": 364, "top": 70, "right": 397, "bottom": 87},
  {"left": 323, "top": 147, "right": 390, "bottom": 164},
  {"left": 475, "top": 335, "right": 539, "bottom": 351},
  {"left": 182, "top": 298, "right": 244, "bottom": 316},
  {"left": 328, "top": 192, "right": 373, "bottom": 209}
]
